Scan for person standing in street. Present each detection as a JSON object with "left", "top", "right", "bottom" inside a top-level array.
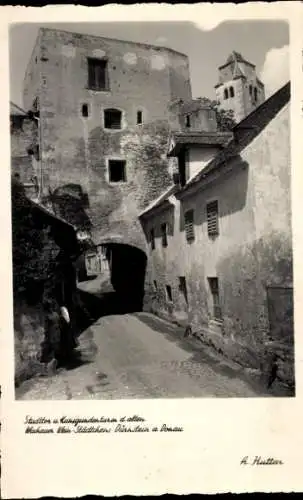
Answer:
[{"left": 40, "top": 298, "right": 61, "bottom": 374}]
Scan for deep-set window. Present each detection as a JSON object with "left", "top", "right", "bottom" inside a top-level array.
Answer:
[
  {"left": 137, "top": 110, "right": 143, "bottom": 124},
  {"left": 229, "top": 86, "right": 234, "bottom": 98},
  {"left": 185, "top": 115, "right": 191, "bottom": 128},
  {"left": 153, "top": 280, "right": 158, "bottom": 290},
  {"left": 224, "top": 88, "right": 228, "bottom": 100},
  {"left": 82, "top": 104, "right": 89, "bottom": 118},
  {"left": 206, "top": 200, "right": 219, "bottom": 237},
  {"left": 87, "top": 57, "right": 109, "bottom": 90},
  {"left": 179, "top": 276, "right": 188, "bottom": 305},
  {"left": 254, "top": 87, "right": 258, "bottom": 102},
  {"left": 32, "top": 97, "right": 39, "bottom": 111},
  {"left": 104, "top": 108, "right": 122, "bottom": 129},
  {"left": 108, "top": 159, "right": 126, "bottom": 182},
  {"left": 208, "top": 277, "right": 222, "bottom": 320},
  {"left": 165, "top": 285, "right": 173, "bottom": 303},
  {"left": 184, "top": 209, "right": 195, "bottom": 242},
  {"left": 150, "top": 228, "right": 155, "bottom": 250},
  {"left": 161, "top": 223, "right": 168, "bottom": 248}
]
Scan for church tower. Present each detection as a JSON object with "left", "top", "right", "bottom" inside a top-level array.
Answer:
[{"left": 215, "top": 51, "right": 265, "bottom": 123}]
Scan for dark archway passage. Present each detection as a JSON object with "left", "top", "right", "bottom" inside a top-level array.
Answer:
[
  {"left": 109, "top": 243, "right": 147, "bottom": 313},
  {"left": 75, "top": 243, "right": 147, "bottom": 329}
]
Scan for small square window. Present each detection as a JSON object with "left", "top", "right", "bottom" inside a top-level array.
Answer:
[
  {"left": 104, "top": 108, "right": 122, "bottom": 129},
  {"left": 161, "top": 223, "right": 168, "bottom": 247},
  {"left": 108, "top": 160, "right": 126, "bottom": 182},
  {"left": 184, "top": 209, "right": 195, "bottom": 242}
]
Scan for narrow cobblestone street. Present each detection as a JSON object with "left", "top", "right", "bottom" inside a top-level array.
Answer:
[{"left": 16, "top": 307, "right": 289, "bottom": 400}]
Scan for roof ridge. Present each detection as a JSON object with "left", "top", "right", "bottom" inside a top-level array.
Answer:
[{"left": 38, "top": 26, "right": 188, "bottom": 58}]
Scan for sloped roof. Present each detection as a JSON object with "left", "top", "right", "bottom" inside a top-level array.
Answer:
[
  {"left": 140, "top": 81, "right": 290, "bottom": 218},
  {"left": 10, "top": 101, "right": 27, "bottom": 116},
  {"left": 167, "top": 131, "right": 233, "bottom": 156},
  {"left": 138, "top": 184, "right": 178, "bottom": 219},
  {"left": 219, "top": 51, "right": 255, "bottom": 70},
  {"left": 177, "top": 81, "right": 290, "bottom": 196}
]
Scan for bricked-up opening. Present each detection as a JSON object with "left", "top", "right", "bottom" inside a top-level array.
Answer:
[
  {"left": 82, "top": 104, "right": 89, "bottom": 118},
  {"left": 229, "top": 86, "right": 235, "bottom": 98},
  {"left": 208, "top": 277, "right": 222, "bottom": 320},
  {"left": 161, "top": 223, "right": 168, "bottom": 247},
  {"left": 166, "top": 285, "right": 173, "bottom": 302},
  {"left": 184, "top": 209, "right": 195, "bottom": 242},
  {"left": 179, "top": 276, "right": 188, "bottom": 305},
  {"left": 108, "top": 160, "right": 126, "bottom": 182},
  {"left": 137, "top": 110, "right": 143, "bottom": 124},
  {"left": 104, "top": 108, "right": 122, "bottom": 129},
  {"left": 87, "top": 57, "right": 109, "bottom": 91},
  {"left": 206, "top": 200, "right": 219, "bottom": 237},
  {"left": 150, "top": 228, "right": 155, "bottom": 250}
]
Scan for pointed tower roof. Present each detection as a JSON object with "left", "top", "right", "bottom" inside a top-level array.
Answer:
[{"left": 219, "top": 51, "right": 256, "bottom": 70}]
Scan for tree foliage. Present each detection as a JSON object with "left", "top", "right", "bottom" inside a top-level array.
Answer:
[
  {"left": 11, "top": 176, "right": 60, "bottom": 294},
  {"left": 197, "top": 97, "right": 236, "bottom": 131}
]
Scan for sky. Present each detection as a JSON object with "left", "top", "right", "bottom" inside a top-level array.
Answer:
[{"left": 9, "top": 20, "right": 289, "bottom": 108}]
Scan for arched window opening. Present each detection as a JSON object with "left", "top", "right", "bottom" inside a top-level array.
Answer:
[
  {"left": 224, "top": 88, "right": 229, "bottom": 100},
  {"left": 185, "top": 115, "right": 191, "bottom": 128},
  {"left": 104, "top": 108, "right": 122, "bottom": 129},
  {"left": 249, "top": 84, "right": 253, "bottom": 96},
  {"left": 229, "top": 86, "right": 234, "bottom": 98}
]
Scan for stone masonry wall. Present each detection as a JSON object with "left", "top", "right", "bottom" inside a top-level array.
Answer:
[{"left": 23, "top": 28, "right": 192, "bottom": 254}]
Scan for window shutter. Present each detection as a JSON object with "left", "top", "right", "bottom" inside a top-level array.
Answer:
[
  {"left": 184, "top": 210, "right": 195, "bottom": 242},
  {"left": 207, "top": 201, "right": 219, "bottom": 236}
]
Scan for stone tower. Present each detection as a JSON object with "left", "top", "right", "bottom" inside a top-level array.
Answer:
[
  {"left": 214, "top": 51, "right": 265, "bottom": 123},
  {"left": 22, "top": 27, "right": 192, "bottom": 251}
]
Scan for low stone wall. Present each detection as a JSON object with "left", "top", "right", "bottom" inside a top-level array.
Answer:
[
  {"left": 146, "top": 297, "right": 295, "bottom": 392},
  {"left": 14, "top": 297, "right": 46, "bottom": 387}
]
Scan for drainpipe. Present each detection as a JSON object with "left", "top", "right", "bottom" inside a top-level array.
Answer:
[{"left": 27, "top": 109, "right": 42, "bottom": 200}]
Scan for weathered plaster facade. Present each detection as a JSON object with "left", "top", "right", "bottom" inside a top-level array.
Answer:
[{"left": 140, "top": 84, "right": 293, "bottom": 386}]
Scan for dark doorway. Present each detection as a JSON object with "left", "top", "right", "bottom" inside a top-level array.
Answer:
[
  {"left": 109, "top": 243, "right": 147, "bottom": 313},
  {"left": 267, "top": 286, "right": 294, "bottom": 342}
]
